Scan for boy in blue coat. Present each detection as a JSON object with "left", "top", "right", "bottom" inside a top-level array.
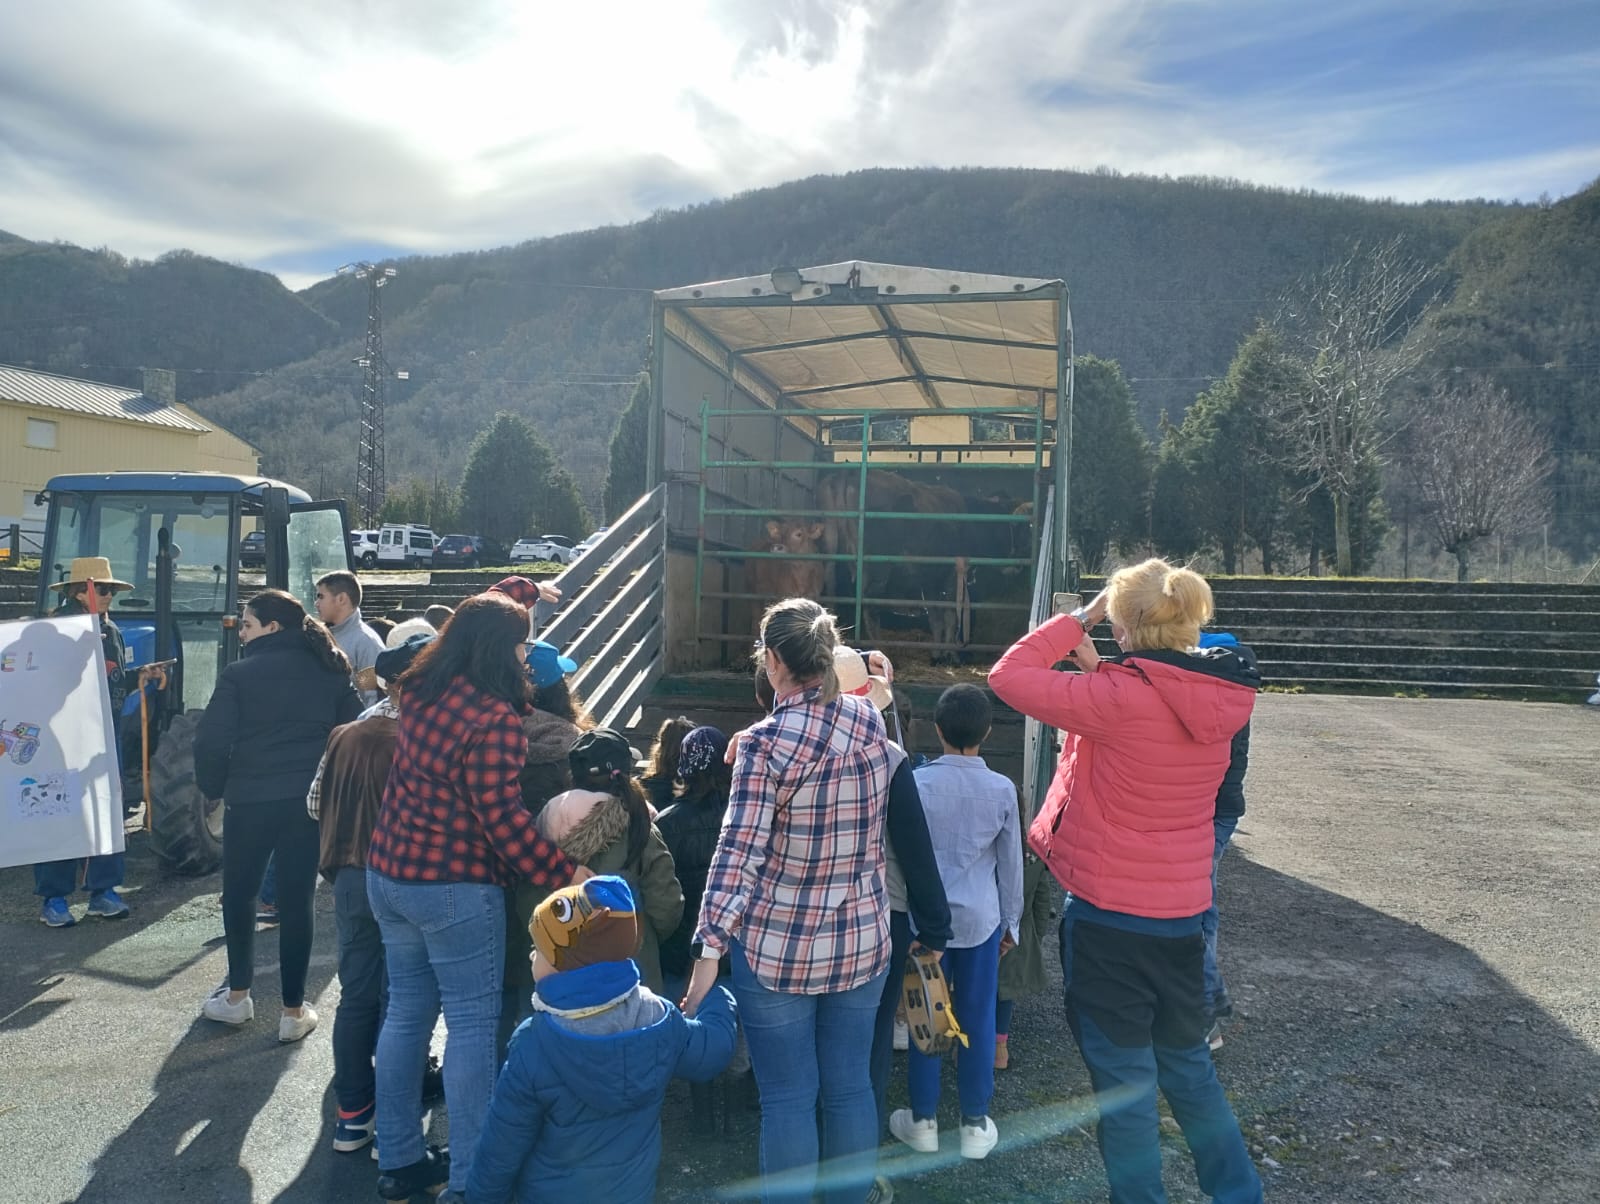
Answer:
[{"left": 467, "top": 875, "right": 737, "bottom": 1204}]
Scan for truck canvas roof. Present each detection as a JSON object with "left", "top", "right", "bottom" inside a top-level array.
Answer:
[{"left": 653, "top": 259, "right": 1069, "bottom": 418}]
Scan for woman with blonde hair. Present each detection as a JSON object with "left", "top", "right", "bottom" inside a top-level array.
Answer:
[
  {"left": 682, "top": 598, "right": 894, "bottom": 1204},
  {"left": 988, "top": 558, "right": 1263, "bottom": 1204}
]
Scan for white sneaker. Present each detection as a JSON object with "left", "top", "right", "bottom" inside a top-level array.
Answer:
[
  {"left": 279, "top": 1004, "right": 319, "bottom": 1043},
  {"left": 892, "top": 1018, "right": 909, "bottom": 1051},
  {"left": 889, "top": 1108, "right": 938, "bottom": 1153},
  {"left": 202, "top": 984, "right": 254, "bottom": 1026},
  {"left": 960, "top": 1116, "right": 999, "bottom": 1160}
]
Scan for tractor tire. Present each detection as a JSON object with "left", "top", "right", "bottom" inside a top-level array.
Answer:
[{"left": 148, "top": 709, "right": 224, "bottom": 876}]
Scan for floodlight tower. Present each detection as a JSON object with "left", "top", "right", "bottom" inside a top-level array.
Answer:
[{"left": 338, "top": 261, "right": 397, "bottom": 527}]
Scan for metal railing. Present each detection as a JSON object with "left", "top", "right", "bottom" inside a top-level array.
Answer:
[
  {"left": 539, "top": 485, "right": 667, "bottom": 731},
  {"left": 1021, "top": 487, "right": 1059, "bottom": 819}
]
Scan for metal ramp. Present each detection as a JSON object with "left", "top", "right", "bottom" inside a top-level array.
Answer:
[{"left": 538, "top": 484, "right": 667, "bottom": 732}]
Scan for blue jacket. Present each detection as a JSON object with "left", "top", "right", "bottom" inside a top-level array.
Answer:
[{"left": 466, "top": 960, "right": 737, "bottom": 1204}]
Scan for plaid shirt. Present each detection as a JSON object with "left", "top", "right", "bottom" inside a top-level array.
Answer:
[
  {"left": 367, "top": 676, "right": 571, "bottom": 888},
  {"left": 697, "top": 687, "right": 894, "bottom": 994}
]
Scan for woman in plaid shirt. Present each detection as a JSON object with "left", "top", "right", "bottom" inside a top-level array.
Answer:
[
  {"left": 365, "top": 586, "right": 575, "bottom": 1202},
  {"left": 683, "top": 598, "right": 895, "bottom": 1204}
]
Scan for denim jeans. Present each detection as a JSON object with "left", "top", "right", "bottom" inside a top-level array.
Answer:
[
  {"left": 731, "top": 941, "right": 887, "bottom": 1204},
  {"left": 368, "top": 872, "right": 505, "bottom": 1193},
  {"left": 869, "top": 909, "right": 914, "bottom": 1130},
  {"left": 1202, "top": 816, "right": 1239, "bottom": 1015},
  {"left": 34, "top": 854, "right": 124, "bottom": 898},
  {"left": 907, "top": 925, "right": 1001, "bottom": 1121},
  {"left": 1059, "top": 901, "right": 1261, "bottom": 1204},
  {"left": 333, "top": 866, "right": 386, "bottom": 1112}
]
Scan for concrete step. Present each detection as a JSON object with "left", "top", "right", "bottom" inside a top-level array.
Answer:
[
  {"left": 1206, "top": 626, "right": 1600, "bottom": 651},
  {"left": 1244, "top": 642, "right": 1599, "bottom": 670},
  {"left": 1257, "top": 659, "right": 1595, "bottom": 689},
  {"left": 1206, "top": 607, "right": 1600, "bottom": 633}
]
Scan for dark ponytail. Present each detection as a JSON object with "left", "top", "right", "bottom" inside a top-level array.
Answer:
[{"left": 245, "top": 589, "right": 351, "bottom": 676}]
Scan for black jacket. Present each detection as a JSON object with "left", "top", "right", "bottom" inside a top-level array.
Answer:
[
  {"left": 195, "top": 629, "right": 362, "bottom": 805},
  {"left": 655, "top": 789, "right": 728, "bottom": 978}
]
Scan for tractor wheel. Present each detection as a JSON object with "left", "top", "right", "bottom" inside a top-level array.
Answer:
[{"left": 148, "top": 709, "right": 224, "bottom": 876}]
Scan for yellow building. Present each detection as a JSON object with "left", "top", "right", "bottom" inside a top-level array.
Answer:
[{"left": 0, "top": 364, "right": 258, "bottom": 544}]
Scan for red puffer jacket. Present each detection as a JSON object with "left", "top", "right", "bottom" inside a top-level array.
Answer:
[{"left": 988, "top": 613, "right": 1259, "bottom": 919}]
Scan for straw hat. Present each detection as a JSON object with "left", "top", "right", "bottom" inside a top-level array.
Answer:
[
  {"left": 49, "top": 556, "right": 133, "bottom": 593},
  {"left": 834, "top": 646, "right": 893, "bottom": 711}
]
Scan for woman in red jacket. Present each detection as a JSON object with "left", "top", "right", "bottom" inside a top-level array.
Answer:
[{"left": 988, "top": 559, "right": 1262, "bottom": 1204}]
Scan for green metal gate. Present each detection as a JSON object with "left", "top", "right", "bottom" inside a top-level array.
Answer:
[{"left": 691, "top": 399, "right": 1048, "bottom": 662}]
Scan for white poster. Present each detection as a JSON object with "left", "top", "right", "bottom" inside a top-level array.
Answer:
[{"left": 0, "top": 613, "right": 125, "bottom": 868}]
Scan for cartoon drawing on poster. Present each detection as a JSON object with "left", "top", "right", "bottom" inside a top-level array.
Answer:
[
  {"left": 16, "top": 774, "right": 73, "bottom": 818},
  {"left": 0, "top": 614, "right": 125, "bottom": 868}
]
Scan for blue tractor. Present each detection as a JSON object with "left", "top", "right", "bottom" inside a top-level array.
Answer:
[{"left": 34, "top": 472, "right": 352, "bottom": 874}]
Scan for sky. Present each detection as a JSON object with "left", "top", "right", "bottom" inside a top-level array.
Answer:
[{"left": 1, "top": 0, "right": 1596, "bottom": 290}]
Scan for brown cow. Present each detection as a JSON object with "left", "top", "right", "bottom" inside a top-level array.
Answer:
[
  {"left": 744, "top": 519, "right": 826, "bottom": 611},
  {"left": 819, "top": 470, "right": 974, "bottom": 661}
]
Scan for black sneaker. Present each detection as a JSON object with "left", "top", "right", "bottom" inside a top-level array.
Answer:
[
  {"left": 376, "top": 1146, "right": 450, "bottom": 1199},
  {"left": 421, "top": 1056, "right": 445, "bottom": 1107}
]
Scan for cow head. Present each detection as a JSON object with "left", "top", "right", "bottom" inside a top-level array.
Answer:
[{"left": 765, "top": 519, "right": 825, "bottom": 555}]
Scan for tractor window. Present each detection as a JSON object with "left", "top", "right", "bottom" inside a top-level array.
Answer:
[
  {"left": 44, "top": 493, "right": 233, "bottom": 614},
  {"left": 285, "top": 506, "right": 350, "bottom": 606}
]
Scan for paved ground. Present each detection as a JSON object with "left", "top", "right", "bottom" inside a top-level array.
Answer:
[{"left": 2, "top": 694, "right": 1597, "bottom": 1203}]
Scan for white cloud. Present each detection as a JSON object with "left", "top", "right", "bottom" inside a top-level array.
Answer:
[{"left": 0, "top": 0, "right": 1594, "bottom": 284}]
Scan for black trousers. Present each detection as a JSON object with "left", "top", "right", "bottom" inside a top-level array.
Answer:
[
  {"left": 221, "top": 798, "right": 319, "bottom": 1007},
  {"left": 870, "top": 908, "right": 914, "bottom": 1130}
]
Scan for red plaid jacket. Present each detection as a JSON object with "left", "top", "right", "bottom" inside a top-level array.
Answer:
[
  {"left": 367, "top": 675, "right": 571, "bottom": 887},
  {"left": 696, "top": 687, "right": 893, "bottom": 994}
]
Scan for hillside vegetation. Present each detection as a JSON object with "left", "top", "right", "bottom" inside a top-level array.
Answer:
[{"left": 6, "top": 168, "right": 1592, "bottom": 564}]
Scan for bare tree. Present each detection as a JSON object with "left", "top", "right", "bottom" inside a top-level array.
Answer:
[
  {"left": 1402, "top": 377, "right": 1553, "bottom": 581},
  {"left": 1271, "top": 237, "right": 1440, "bottom": 575}
]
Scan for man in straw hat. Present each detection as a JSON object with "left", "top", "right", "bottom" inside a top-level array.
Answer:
[{"left": 34, "top": 556, "right": 136, "bottom": 926}]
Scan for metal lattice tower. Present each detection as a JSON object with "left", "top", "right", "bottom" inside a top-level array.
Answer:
[{"left": 339, "top": 262, "right": 396, "bottom": 527}]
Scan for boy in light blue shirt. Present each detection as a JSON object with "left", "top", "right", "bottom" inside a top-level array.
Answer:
[{"left": 890, "top": 683, "right": 1023, "bottom": 1162}]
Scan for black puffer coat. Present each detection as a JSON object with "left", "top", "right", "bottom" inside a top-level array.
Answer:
[{"left": 195, "top": 629, "right": 362, "bottom": 805}]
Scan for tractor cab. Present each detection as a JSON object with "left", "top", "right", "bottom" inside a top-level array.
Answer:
[{"left": 33, "top": 472, "right": 351, "bottom": 872}]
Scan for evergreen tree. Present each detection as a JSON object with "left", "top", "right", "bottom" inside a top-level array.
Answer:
[
  {"left": 536, "top": 464, "right": 593, "bottom": 539},
  {"left": 603, "top": 372, "right": 650, "bottom": 522},
  {"left": 1068, "top": 356, "right": 1151, "bottom": 570},
  {"left": 459, "top": 412, "right": 555, "bottom": 551}
]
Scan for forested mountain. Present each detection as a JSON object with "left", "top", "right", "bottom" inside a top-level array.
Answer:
[
  {"left": 0, "top": 238, "right": 338, "bottom": 399},
  {"left": 0, "top": 167, "right": 1561, "bottom": 521},
  {"left": 1425, "top": 180, "right": 1600, "bottom": 551}
]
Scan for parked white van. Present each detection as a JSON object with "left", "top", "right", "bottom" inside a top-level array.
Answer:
[{"left": 378, "top": 523, "right": 438, "bottom": 567}]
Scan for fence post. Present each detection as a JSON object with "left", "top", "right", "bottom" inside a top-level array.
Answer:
[{"left": 5, "top": 523, "right": 18, "bottom": 564}]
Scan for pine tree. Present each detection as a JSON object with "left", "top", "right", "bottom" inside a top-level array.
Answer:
[{"left": 603, "top": 373, "right": 650, "bottom": 522}]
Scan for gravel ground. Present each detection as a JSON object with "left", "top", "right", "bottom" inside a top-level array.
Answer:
[
  {"left": 656, "top": 694, "right": 1600, "bottom": 1203},
  {"left": 2, "top": 694, "right": 1597, "bottom": 1202}
]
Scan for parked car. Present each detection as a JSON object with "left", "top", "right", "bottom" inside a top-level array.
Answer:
[
  {"left": 433, "top": 533, "right": 486, "bottom": 568},
  {"left": 239, "top": 530, "right": 266, "bottom": 569},
  {"left": 571, "top": 527, "right": 610, "bottom": 562},
  {"left": 349, "top": 529, "right": 379, "bottom": 568},
  {"left": 377, "top": 523, "right": 438, "bottom": 567},
  {"left": 510, "top": 534, "right": 575, "bottom": 564}
]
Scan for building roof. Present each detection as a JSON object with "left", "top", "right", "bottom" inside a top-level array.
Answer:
[
  {"left": 653, "top": 260, "right": 1068, "bottom": 417},
  {"left": 0, "top": 363, "right": 212, "bottom": 432}
]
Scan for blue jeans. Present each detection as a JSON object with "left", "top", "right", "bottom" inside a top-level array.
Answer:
[
  {"left": 907, "top": 926, "right": 1001, "bottom": 1121},
  {"left": 1202, "top": 817, "right": 1239, "bottom": 1015},
  {"left": 731, "top": 941, "right": 887, "bottom": 1204},
  {"left": 367, "top": 872, "right": 504, "bottom": 1193},
  {"left": 1059, "top": 902, "right": 1261, "bottom": 1204},
  {"left": 34, "top": 854, "right": 124, "bottom": 899}
]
